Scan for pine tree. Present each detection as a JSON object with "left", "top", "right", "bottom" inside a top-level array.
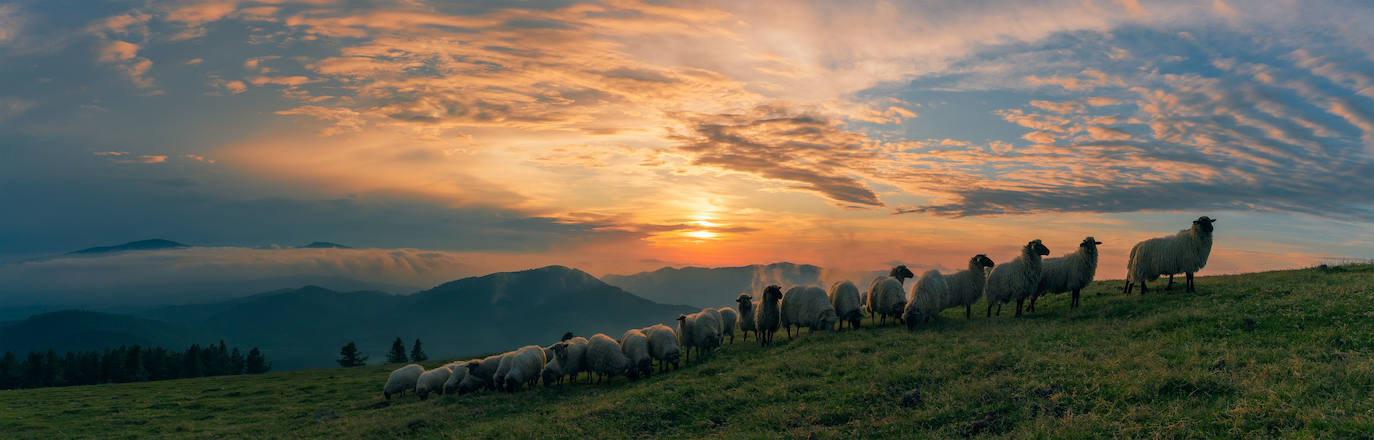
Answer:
[
  {"left": 229, "top": 347, "right": 245, "bottom": 375},
  {"left": 386, "top": 337, "right": 408, "bottom": 364},
  {"left": 245, "top": 347, "right": 271, "bottom": 374},
  {"left": 409, "top": 339, "right": 428, "bottom": 362},
  {"left": 336, "top": 342, "right": 367, "bottom": 367}
]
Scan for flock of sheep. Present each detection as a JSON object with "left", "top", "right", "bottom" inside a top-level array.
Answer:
[{"left": 381, "top": 216, "right": 1216, "bottom": 399}]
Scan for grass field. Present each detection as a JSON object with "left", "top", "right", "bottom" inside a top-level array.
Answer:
[{"left": 3, "top": 265, "right": 1373, "bottom": 439}]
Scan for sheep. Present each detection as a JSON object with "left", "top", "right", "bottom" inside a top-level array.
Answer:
[
  {"left": 867, "top": 265, "right": 913, "bottom": 325},
  {"left": 701, "top": 307, "right": 725, "bottom": 337},
  {"left": 584, "top": 333, "right": 632, "bottom": 384},
  {"left": 946, "top": 255, "right": 996, "bottom": 319},
  {"left": 676, "top": 310, "right": 722, "bottom": 363},
  {"left": 500, "top": 345, "right": 546, "bottom": 392},
  {"left": 985, "top": 239, "right": 1051, "bottom": 317},
  {"left": 828, "top": 280, "right": 863, "bottom": 330},
  {"left": 553, "top": 336, "right": 589, "bottom": 384},
  {"left": 1124, "top": 216, "right": 1216, "bottom": 295},
  {"left": 643, "top": 323, "right": 681, "bottom": 371},
  {"left": 469, "top": 353, "right": 505, "bottom": 391},
  {"left": 541, "top": 356, "right": 564, "bottom": 388},
  {"left": 415, "top": 364, "right": 452, "bottom": 399},
  {"left": 442, "top": 362, "right": 472, "bottom": 394},
  {"left": 903, "top": 270, "right": 953, "bottom": 329},
  {"left": 735, "top": 293, "right": 758, "bottom": 341},
  {"left": 492, "top": 352, "right": 516, "bottom": 392},
  {"left": 383, "top": 364, "right": 423, "bottom": 399},
  {"left": 1037, "top": 237, "right": 1101, "bottom": 309},
  {"left": 717, "top": 307, "right": 739, "bottom": 344},
  {"left": 781, "top": 285, "right": 838, "bottom": 336},
  {"left": 755, "top": 285, "right": 783, "bottom": 346},
  {"left": 619, "top": 329, "right": 653, "bottom": 380}
]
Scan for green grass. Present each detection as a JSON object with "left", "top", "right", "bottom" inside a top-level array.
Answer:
[{"left": 3, "top": 265, "right": 1373, "bottom": 439}]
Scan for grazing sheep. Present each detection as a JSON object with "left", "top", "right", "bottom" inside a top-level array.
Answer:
[
  {"left": 717, "top": 307, "right": 739, "bottom": 344},
  {"left": 643, "top": 324, "right": 681, "bottom": 371},
  {"left": 903, "top": 270, "right": 952, "bottom": 329},
  {"left": 755, "top": 285, "right": 783, "bottom": 346},
  {"left": 735, "top": 293, "right": 758, "bottom": 341},
  {"left": 828, "top": 280, "right": 863, "bottom": 330},
  {"left": 867, "top": 265, "right": 913, "bottom": 325},
  {"left": 383, "top": 364, "right": 424, "bottom": 399},
  {"left": 985, "top": 239, "right": 1051, "bottom": 317},
  {"left": 781, "top": 285, "right": 838, "bottom": 336},
  {"left": 585, "top": 333, "right": 632, "bottom": 384},
  {"left": 500, "top": 345, "right": 547, "bottom": 392},
  {"left": 553, "top": 336, "right": 589, "bottom": 384},
  {"left": 415, "top": 365, "right": 452, "bottom": 400},
  {"left": 1125, "top": 216, "right": 1216, "bottom": 295},
  {"left": 1037, "top": 237, "right": 1101, "bottom": 309},
  {"left": 946, "top": 255, "right": 996, "bottom": 319},
  {"left": 469, "top": 353, "right": 505, "bottom": 391},
  {"left": 442, "top": 362, "right": 471, "bottom": 394},
  {"left": 676, "top": 310, "right": 722, "bottom": 363},
  {"left": 619, "top": 329, "right": 653, "bottom": 380},
  {"left": 541, "top": 356, "right": 564, "bottom": 388},
  {"left": 492, "top": 352, "right": 516, "bottom": 392}
]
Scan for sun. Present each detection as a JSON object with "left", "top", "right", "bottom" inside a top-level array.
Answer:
[{"left": 685, "top": 230, "right": 717, "bottom": 239}]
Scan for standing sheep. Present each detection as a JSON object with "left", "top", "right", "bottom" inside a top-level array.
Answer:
[
  {"left": 985, "top": 239, "right": 1051, "bottom": 317},
  {"left": 643, "top": 323, "right": 681, "bottom": 371},
  {"left": 945, "top": 254, "right": 995, "bottom": 319},
  {"left": 755, "top": 285, "right": 783, "bottom": 346},
  {"left": 469, "top": 353, "right": 505, "bottom": 391},
  {"left": 904, "top": 270, "right": 952, "bottom": 329},
  {"left": 1038, "top": 237, "right": 1101, "bottom": 309},
  {"left": 676, "top": 310, "right": 722, "bottom": 363},
  {"left": 584, "top": 333, "right": 632, "bottom": 384},
  {"left": 415, "top": 364, "right": 453, "bottom": 400},
  {"left": 1124, "top": 216, "right": 1216, "bottom": 294},
  {"left": 735, "top": 293, "right": 758, "bottom": 341},
  {"left": 492, "top": 351, "right": 516, "bottom": 392},
  {"left": 501, "top": 345, "right": 547, "bottom": 392},
  {"left": 717, "top": 307, "right": 739, "bottom": 344},
  {"left": 781, "top": 285, "right": 838, "bottom": 336},
  {"left": 554, "top": 336, "right": 589, "bottom": 384},
  {"left": 867, "top": 265, "right": 913, "bottom": 325},
  {"left": 619, "top": 329, "right": 653, "bottom": 380},
  {"left": 828, "top": 280, "right": 863, "bottom": 330},
  {"left": 383, "top": 364, "right": 423, "bottom": 400}
]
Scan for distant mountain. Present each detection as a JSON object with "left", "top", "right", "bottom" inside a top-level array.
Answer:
[
  {"left": 296, "top": 241, "right": 352, "bottom": 249},
  {"left": 68, "top": 239, "right": 189, "bottom": 255},
  {"left": 0, "top": 310, "right": 205, "bottom": 354},
  {"left": 602, "top": 262, "right": 828, "bottom": 308},
  {"left": 0, "top": 275, "right": 425, "bottom": 309},
  {"left": 0, "top": 265, "right": 698, "bottom": 370}
]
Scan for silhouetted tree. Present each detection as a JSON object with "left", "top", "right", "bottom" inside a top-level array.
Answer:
[
  {"left": 409, "top": 339, "right": 428, "bottom": 362},
  {"left": 561, "top": 332, "right": 575, "bottom": 341},
  {"left": 228, "top": 347, "right": 245, "bottom": 375},
  {"left": 245, "top": 347, "right": 271, "bottom": 374},
  {"left": 337, "top": 342, "right": 367, "bottom": 367},
  {"left": 386, "top": 337, "right": 408, "bottom": 364},
  {"left": 0, "top": 352, "right": 17, "bottom": 389}
]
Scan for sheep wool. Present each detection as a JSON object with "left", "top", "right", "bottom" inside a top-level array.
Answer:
[
  {"left": 383, "top": 364, "right": 424, "bottom": 399},
  {"left": 469, "top": 353, "right": 505, "bottom": 391},
  {"left": 415, "top": 365, "right": 452, "bottom": 400},
  {"left": 867, "top": 277, "right": 908, "bottom": 326},
  {"left": 619, "top": 329, "right": 653, "bottom": 380},
  {"left": 904, "top": 270, "right": 952, "bottom": 329},
  {"left": 781, "top": 285, "right": 838, "bottom": 336},
  {"left": 442, "top": 362, "right": 471, "bottom": 394},
  {"left": 541, "top": 356, "right": 564, "bottom": 388},
  {"left": 501, "top": 345, "right": 547, "bottom": 392},
  {"left": 1126, "top": 216, "right": 1215, "bottom": 294},
  {"left": 717, "top": 307, "right": 739, "bottom": 344},
  {"left": 554, "top": 336, "right": 589, "bottom": 384},
  {"left": 985, "top": 239, "right": 1051, "bottom": 317},
  {"left": 492, "top": 351, "right": 516, "bottom": 392},
  {"left": 1038, "top": 237, "right": 1101, "bottom": 309},
  {"left": 947, "top": 255, "right": 996, "bottom": 319},
  {"left": 584, "top": 333, "right": 632, "bottom": 383},
  {"left": 701, "top": 307, "right": 725, "bottom": 336},
  {"left": 735, "top": 293, "right": 758, "bottom": 341},
  {"left": 643, "top": 323, "right": 681, "bottom": 371},
  {"left": 755, "top": 285, "right": 783, "bottom": 346},
  {"left": 828, "top": 280, "right": 863, "bottom": 330}
]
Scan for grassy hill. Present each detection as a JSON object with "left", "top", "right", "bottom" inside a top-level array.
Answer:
[{"left": 2, "top": 265, "right": 1372, "bottom": 439}]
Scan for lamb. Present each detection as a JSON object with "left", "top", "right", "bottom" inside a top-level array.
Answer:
[
  {"left": 903, "top": 270, "right": 953, "bottom": 329},
  {"left": 1124, "top": 216, "right": 1216, "bottom": 294},
  {"left": 1037, "top": 237, "right": 1101, "bottom": 309},
  {"left": 442, "top": 361, "right": 472, "bottom": 394},
  {"left": 735, "top": 293, "right": 758, "bottom": 341},
  {"left": 643, "top": 323, "right": 681, "bottom": 371},
  {"left": 415, "top": 364, "right": 452, "bottom": 399},
  {"left": 500, "top": 345, "right": 546, "bottom": 392},
  {"left": 676, "top": 310, "right": 722, "bottom": 363},
  {"left": 985, "top": 239, "right": 1051, "bottom": 317},
  {"left": 946, "top": 255, "right": 996, "bottom": 319},
  {"left": 781, "top": 285, "right": 838, "bottom": 336},
  {"left": 619, "top": 329, "right": 653, "bottom": 380},
  {"left": 383, "top": 363, "right": 423, "bottom": 399},
  {"left": 828, "top": 280, "right": 863, "bottom": 330},
  {"left": 584, "top": 333, "right": 632, "bottom": 384},
  {"left": 717, "top": 307, "right": 739, "bottom": 344},
  {"left": 754, "top": 285, "right": 783, "bottom": 346},
  {"left": 867, "top": 265, "right": 913, "bottom": 325},
  {"left": 553, "top": 336, "right": 589, "bottom": 384}
]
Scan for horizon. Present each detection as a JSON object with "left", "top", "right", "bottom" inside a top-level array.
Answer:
[{"left": 4, "top": 1, "right": 1374, "bottom": 305}]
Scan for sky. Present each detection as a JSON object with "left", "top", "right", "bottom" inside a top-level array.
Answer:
[{"left": 2, "top": 0, "right": 1374, "bottom": 295}]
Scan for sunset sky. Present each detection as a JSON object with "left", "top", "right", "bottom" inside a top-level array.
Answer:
[{"left": 3, "top": 0, "right": 1374, "bottom": 292}]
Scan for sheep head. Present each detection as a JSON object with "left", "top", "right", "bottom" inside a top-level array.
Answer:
[
  {"left": 763, "top": 285, "right": 783, "bottom": 303},
  {"left": 890, "top": 265, "right": 915, "bottom": 284},
  {"left": 1080, "top": 237, "right": 1102, "bottom": 254},
  {"left": 1194, "top": 216, "right": 1216, "bottom": 233},
  {"left": 736, "top": 293, "right": 753, "bottom": 309},
  {"left": 1028, "top": 239, "right": 1050, "bottom": 256},
  {"left": 973, "top": 254, "right": 995, "bottom": 269}
]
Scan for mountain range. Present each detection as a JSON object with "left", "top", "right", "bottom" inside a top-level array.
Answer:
[{"left": 602, "top": 262, "right": 845, "bottom": 308}]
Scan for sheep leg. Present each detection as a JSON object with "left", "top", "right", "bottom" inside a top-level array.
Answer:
[
  {"left": 996, "top": 303, "right": 1002, "bottom": 316},
  {"left": 966, "top": 305, "right": 972, "bottom": 319},
  {"left": 1139, "top": 280, "right": 1148, "bottom": 295},
  {"left": 1166, "top": 274, "right": 1174, "bottom": 291},
  {"left": 1015, "top": 299, "right": 1023, "bottom": 317},
  {"left": 1122, "top": 279, "right": 1132, "bottom": 294},
  {"left": 1187, "top": 272, "right": 1195, "bottom": 293},
  {"left": 986, "top": 302, "right": 992, "bottom": 317},
  {"left": 1071, "top": 289, "right": 1080, "bottom": 308}
]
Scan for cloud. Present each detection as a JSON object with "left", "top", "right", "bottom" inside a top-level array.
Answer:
[
  {"left": 0, "top": 97, "right": 33, "bottom": 120},
  {"left": 183, "top": 154, "right": 215, "bottom": 163}
]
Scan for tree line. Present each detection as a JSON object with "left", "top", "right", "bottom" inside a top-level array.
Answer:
[
  {"left": 0, "top": 341, "right": 270, "bottom": 390},
  {"left": 336, "top": 337, "right": 427, "bottom": 367}
]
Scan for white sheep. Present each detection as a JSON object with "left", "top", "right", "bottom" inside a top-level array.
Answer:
[
  {"left": 383, "top": 364, "right": 423, "bottom": 399},
  {"left": 946, "top": 255, "right": 996, "bottom": 319},
  {"left": 754, "top": 285, "right": 783, "bottom": 346},
  {"left": 415, "top": 364, "right": 452, "bottom": 400},
  {"left": 468, "top": 353, "right": 505, "bottom": 391},
  {"left": 676, "top": 310, "right": 722, "bottom": 363},
  {"left": 584, "top": 333, "right": 632, "bottom": 384},
  {"left": 701, "top": 307, "right": 725, "bottom": 337},
  {"left": 985, "top": 239, "right": 1051, "bottom": 317},
  {"left": 735, "top": 293, "right": 758, "bottom": 341},
  {"left": 904, "top": 270, "right": 952, "bottom": 329},
  {"left": 828, "top": 280, "right": 863, "bottom": 330},
  {"left": 541, "top": 356, "right": 564, "bottom": 388},
  {"left": 781, "top": 285, "right": 838, "bottom": 336},
  {"left": 717, "top": 307, "right": 739, "bottom": 344},
  {"left": 553, "top": 336, "right": 589, "bottom": 384},
  {"left": 501, "top": 345, "right": 546, "bottom": 392},
  {"left": 442, "top": 361, "right": 471, "bottom": 394},
  {"left": 1125, "top": 216, "right": 1216, "bottom": 294},
  {"left": 619, "top": 329, "right": 653, "bottom": 380},
  {"left": 867, "top": 265, "right": 913, "bottom": 325},
  {"left": 492, "top": 351, "right": 516, "bottom": 392},
  {"left": 643, "top": 323, "right": 681, "bottom": 371},
  {"left": 1037, "top": 237, "right": 1101, "bottom": 310}
]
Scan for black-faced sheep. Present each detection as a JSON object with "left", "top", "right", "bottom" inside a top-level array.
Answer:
[
  {"left": 985, "top": 239, "right": 1050, "bottom": 317},
  {"left": 948, "top": 255, "right": 995, "bottom": 319},
  {"left": 735, "top": 293, "right": 757, "bottom": 341},
  {"left": 619, "top": 329, "right": 653, "bottom": 380},
  {"left": 1037, "top": 237, "right": 1101, "bottom": 309},
  {"left": 904, "top": 270, "right": 951, "bottom": 329},
  {"left": 585, "top": 333, "right": 632, "bottom": 384},
  {"left": 755, "top": 285, "right": 783, "bottom": 346},
  {"left": 828, "top": 280, "right": 863, "bottom": 330},
  {"left": 781, "top": 285, "right": 838, "bottom": 336},
  {"left": 867, "top": 265, "right": 913, "bottom": 325},
  {"left": 1124, "top": 216, "right": 1215, "bottom": 294}
]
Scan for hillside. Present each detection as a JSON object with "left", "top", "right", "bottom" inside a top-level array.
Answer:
[{"left": 2, "top": 265, "right": 1371, "bottom": 438}]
